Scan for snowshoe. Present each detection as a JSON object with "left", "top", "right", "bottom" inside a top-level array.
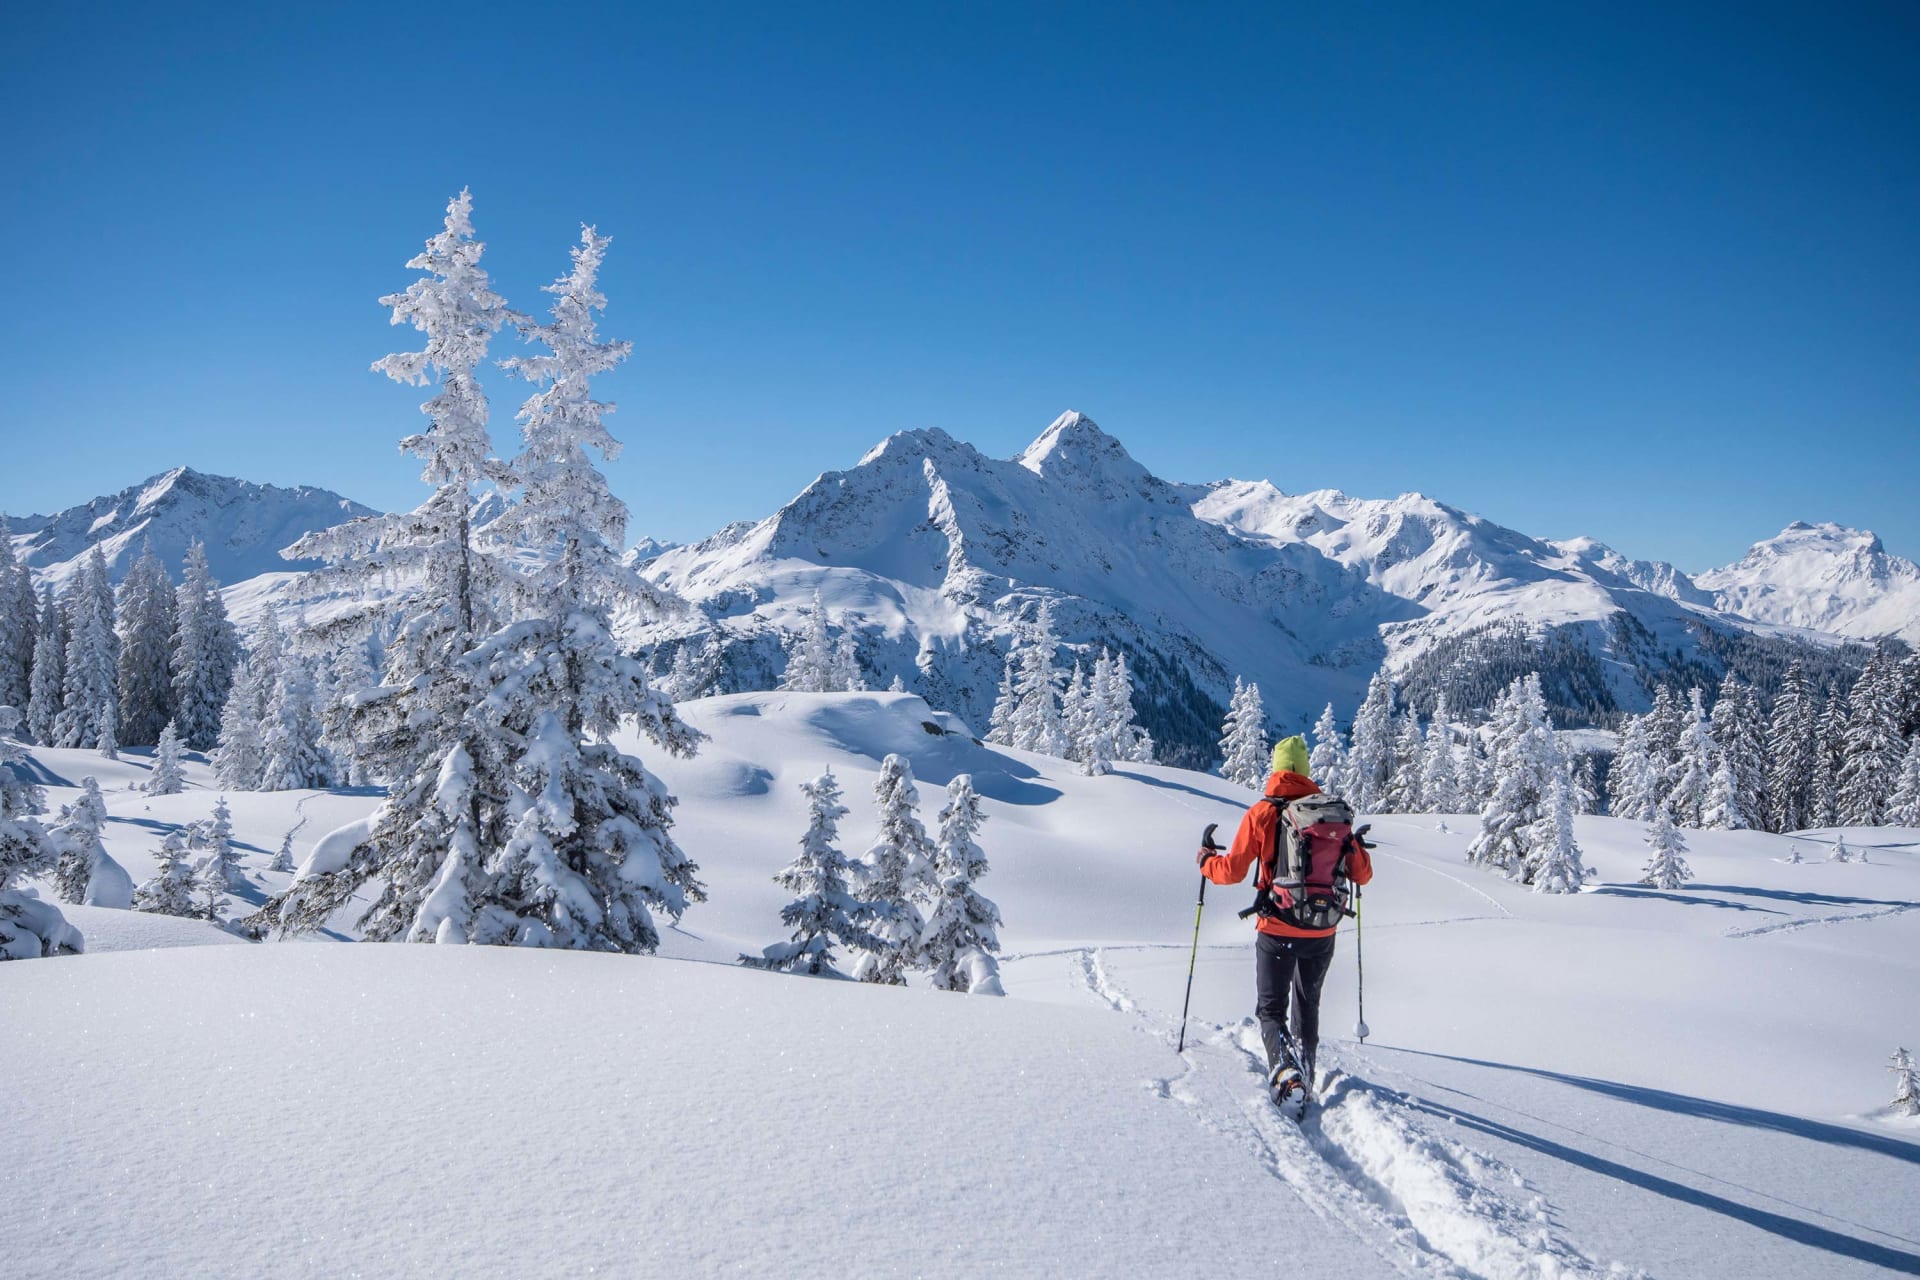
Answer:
[{"left": 1267, "top": 1063, "right": 1308, "bottom": 1121}]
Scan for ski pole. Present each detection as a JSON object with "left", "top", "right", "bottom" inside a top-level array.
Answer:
[
  {"left": 1177, "top": 823, "right": 1220, "bottom": 1054},
  {"left": 1353, "top": 879, "right": 1369, "bottom": 1043}
]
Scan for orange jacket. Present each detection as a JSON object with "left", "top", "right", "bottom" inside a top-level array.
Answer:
[{"left": 1201, "top": 771, "right": 1374, "bottom": 938}]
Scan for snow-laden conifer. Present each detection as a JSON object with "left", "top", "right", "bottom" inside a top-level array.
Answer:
[
  {"left": 1810, "top": 697, "right": 1846, "bottom": 828},
  {"left": 170, "top": 541, "right": 239, "bottom": 752},
  {"left": 115, "top": 541, "right": 177, "bottom": 747},
  {"left": 832, "top": 628, "right": 864, "bottom": 693},
  {"left": 1837, "top": 651, "right": 1904, "bottom": 827},
  {"left": 1710, "top": 676, "right": 1767, "bottom": 832},
  {"left": 1664, "top": 689, "right": 1714, "bottom": 828},
  {"left": 26, "top": 586, "right": 66, "bottom": 746},
  {"left": 1467, "top": 675, "right": 1565, "bottom": 879},
  {"left": 0, "top": 706, "right": 79, "bottom": 959},
  {"left": 918, "top": 774, "right": 1003, "bottom": 994},
  {"left": 1309, "top": 702, "right": 1348, "bottom": 796},
  {"left": 197, "top": 797, "right": 240, "bottom": 919},
  {"left": 1889, "top": 736, "right": 1920, "bottom": 827},
  {"left": 1701, "top": 753, "right": 1746, "bottom": 831},
  {"left": 1891, "top": 1048, "right": 1920, "bottom": 1118},
  {"left": 1607, "top": 715, "right": 1658, "bottom": 822},
  {"left": 1347, "top": 671, "right": 1397, "bottom": 813},
  {"left": 743, "top": 768, "right": 876, "bottom": 976},
  {"left": 212, "top": 660, "right": 267, "bottom": 791},
  {"left": 1828, "top": 833, "right": 1851, "bottom": 863},
  {"left": 1765, "top": 662, "right": 1819, "bottom": 833},
  {"left": 1218, "top": 677, "right": 1268, "bottom": 791},
  {"left": 259, "top": 656, "right": 334, "bottom": 791},
  {"left": 780, "top": 590, "right": 839, "bottom": 692},
  {"left": 55, "top": 548, "right": 119, "bottom": 755},
  {"left": 0, "top": 531, "right": 37, "bottom": 716},
  {"left": 1383, "top": 712, "right": 1426, "bottom": 813},
  {"left": 1078, "top": 653, "right": 1118, "bottom": 776},
  {"left": 1526, "top": 773, "right": 1587, "bottom": 894},
  {"left": 50, "top": 778, "right": 130, "bottom": 908},
  {"left": 985, "top": 650, "right": 1017, "bottom": 748},
  {"left": 1639, "top": 803, "right": 1692, "bottom": 889},
  {"left": 1006, "top": 600, "right": 1068, "bottom": 757},
  {"left": 133, "top": 829, "right": 200, "bottom": 917},
  {"left": 1417, "top": 696, "right": 1461, "bottom": 812},
  {"left": 1059, "top": 661, "right": 1092, "bottom": 764},
  {"left": 661, "top": 633, "right": 723, "bottom": 702},
  {"left": 1643, "top": 687, "right": 1684, "bottom": 811},
  {"left": 1569, "top": 753, "right": 1600, "bottom": 816},
  {"left": 147, "top": 721, "right": 187, "bottom": 796},
  {"left": 269, "top": 830, "right": 297, "bottom": 874},
  {"left": 1105, "top": 650, "right": 1153, "bottom": 765},
  {"left": 854, "top": 752, "right": 937, "bottom": 985}
]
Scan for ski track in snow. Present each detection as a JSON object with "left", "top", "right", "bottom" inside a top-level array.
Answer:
[
  {"left": 1723, "top": 902, "right": 1920, "bottom": 939},
  {"left": 1063, "top": 946, "right": 1640, "bottom": 1280}
]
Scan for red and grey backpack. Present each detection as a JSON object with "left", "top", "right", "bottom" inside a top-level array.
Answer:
[{"left": 1237, "top": 794, "right": 1360, "bottom": 931}]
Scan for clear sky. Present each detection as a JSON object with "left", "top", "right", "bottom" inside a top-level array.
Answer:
[{"left": 2, "top": 1, "right": 1915, "bottom": 571}]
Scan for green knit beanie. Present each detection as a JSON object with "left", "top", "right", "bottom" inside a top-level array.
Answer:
[{"left": 1270, "top": 735, "right": 1310, "bottom": 776}]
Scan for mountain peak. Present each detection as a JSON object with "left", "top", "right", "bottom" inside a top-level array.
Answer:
[{"left": 1014, "top": 411, "right": 1146, "bottom": 483}]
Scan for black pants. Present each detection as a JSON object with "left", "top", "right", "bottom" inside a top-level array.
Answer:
[{"left": 1255, "top": 930, "right": 1337, "bottom": 1076}]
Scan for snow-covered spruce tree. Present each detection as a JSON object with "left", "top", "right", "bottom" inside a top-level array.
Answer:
[
  {"left": 1309, "top": 702, "right": 1349, "bottom": 797},
  {"left": 832, "top": 628, "right": 865, "bottom": 693},
  {"left": 1710, "top": 676, "right": 1767, "bottom": 833},
  {"left": 259, "top": 655, "right": 334, "bottom": 791},
  {"left": 1765, "top": 662, "right": 1819, "bottom": 833},
  {"left": 0, "top": 531, "right": 37, "bottom": 716},
  {"left": 54, "top": 548, "right": 119, "bottom": 756},
  {"left": 1526, "top": 773, "right": 1586, "bottom": 894},
  {"left": 1810, "top": 696, "right": 1847, "bottom": 828},
  {"left": 1218, "top": 677, "right": 1268, "bottom": 791},
  {"left": 985, "top": 649, "right": 1017, "bottom": 747},
  {"left": 919, "top": 773, "right": 1003, "bottom": 994},
  {"left": 212, "top": 660, "right": 267, "bottom": 791},
  {"left": 1891, "top": 1048, "right": 1920, "bottom": 1118},
  {"left": 1347, "top": 670, "right": 1397, "bottom": 813},
  {"left": 854, "top": 752, "right": 937, "bottom": 985},
  {"left": 1382, "top": 711, "right": 1426, "bottom": 813},
  {"left": 269, "top": 830, "right": 296, "bottom": 874},
  {"left": 50, "top": 778, "right": 130, "bottom": 908},
  {"left": 147, "top": 720, "right": 187, "bottom": 796},
  {"left": 1007, "top": 599, "right": 1068, "bottom": 757},
  {"left": 1607, "top": 715, "right": 1657, "bottom": 822},
  {"left": 779, "top": 590, "right": 839, "bottom": 692},
  {"left": 455, "top": 223, "right": 705, "bottom": 951},
  {"left": 1828, "top": 833, "right": 1851, "bottom": 863},
  {"left": 262, "top": 191, "right": 518, "bottom": 943},
  {"left": 197, "top": 797, "right": 240, "bottom": 919},
  {"left": 26, "top": 586, "right": 66, "bottom": 746},
  {"left": 1838, "top": 650, "right": 1904, "bottom": 828},
  {"left": 1889, "top": 736, "right": 1920, "bottom": 827},
  {"left": 1467, "top": 674, "right": 1565, "bottom": 879},
  {"left": 661, "top": 632, "right": 723, "bottom": 702},
  {"left": 1664, "top": 689, "right": 1714, "bottom": 828},
  {"left": 1059, "top": 661, "right": 1092, "bottom": 765},
  {"left": 1701, "top": 752, "right": 1747, "bottom": 830},
  {"left": 1643, "top": 686, "right": 1684, "bottom": 813},
  {"left": 1078, "top": 653, "right": 1118, "bottom": 776},
  {"left": 741, "top": 768, "right": 876, "bottom": 977},
  {"left": 115, "top": 541, "right": 177, "bottom": 747},
  {"left": 319, "top": 636, "right": 378, "bottom": 785},
  {"left": 1569, "top": 753, "right": 1600, "bottom": 816},
  {"left": 1106, "top": 650, "right": 1153, "bottom": 765},
  {"left": 1639, "top": 802, "right": 1693, "bottom": 889},
  {"left": 133, "top": 828, "right": 200, "bottom": 916},
  {"left": 0, "top": 707, "right": 81, "bottom": 959},
  {"left": 1417, "top": 695, "right": 1461, "bottom": 813},
  {"left": 170, "top": 541, "right": 239, "bottom": 752}
]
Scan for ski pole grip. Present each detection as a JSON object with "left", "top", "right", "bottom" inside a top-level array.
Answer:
[{"left": 1201, "top": 822, "right": 1221, "bottom": 851}]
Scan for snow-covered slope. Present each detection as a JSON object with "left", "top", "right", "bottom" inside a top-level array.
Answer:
[
  {"left": 6, "top": 466, "right": 374, "bottom": 592},
  {"left": 1698, "top": 522, "right": 1920, "bottom": 646},
  {"left": 5, "top": 692, "right": 1917, "bottom": 1279}
]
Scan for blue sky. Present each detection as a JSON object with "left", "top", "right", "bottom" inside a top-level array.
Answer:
[{"left": 2, "top": 1, "right": 1915, "bottom": 571}]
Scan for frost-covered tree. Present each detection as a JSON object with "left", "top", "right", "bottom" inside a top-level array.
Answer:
[
  {"left": 0, "top": 531, "right": 37, "bottom": 716},
  {"left": 115, "top": 541, "right": 177, "bottom": 747},
  {"left": 660, "top": 633, "right": 723, "bottom": 703},
  {"left": 1347, "top": 670, "right": 1397, "bottom": 813},
  {"left": 1810, "top": 697, "right": 1846, "bottom": 829},
  {"left": 780, "top": 590, "right": 839, "bottom": 692},
  {"left": 133, "top": 828, "right": 200, "bottom": 917},
  {"left": 1664, "top": 689, "right": 1714, "bottom": 828},
  {"left": 1607, "top": 715, "right": 1658, "bottom": 822},
  {"left": 854, "top": 752, "right": 937, "bottom": 985},
  {"left": 1891, "top": 1048, "right": 1920, "bottom": 1118},
  {"left": 1828, "top": 833, "right": 1851, "bottom": 863},
  {"left": 1382, "top": 711, "right": 1426, "bottom": 813},
  {"left": 318, "top": 636, "right": 378, "bottom": 785},
  {"left": 1765, "top": 662, "right": 1819, "bottom": 833},
  {"left": 269, "top": 830, "right": 297, "bottom": 874},
  {"left": 50, "top": 778, "right": 130, "bottom": 908},
  {"left": 1888, "top": 736, "right": 1920, "bottom": 827},
  {"left": 197, "top": 797, "right": 240, "bottom": 919},
  {"left": 1218, "top": 677, "right": 1268, "bottom": 790},
  {"left": 1467, "top": 674, "right": 1565, "bottom": 879},
  {"left": 55, "top": 548, "right": 119, "bottom": 756},
  {"left": 170, "top": 541, "right": 239, "bottom": 752},
  {"left": 26, "top": 586, "right": 66, "bottom": 746},
  {"left": 1077, "top": 652, "right": 1119, "bottom": 776},
  {"left": 212, "top": 660, "right": 267, "bottom": 791},
  {"left": 0, "top": 707, "right": 80, "bottom": 959},
  {"left": 1526, "top": 773, "right": 1586, "bottom": 894},
  {"left": 1643, "top": 686, "right": 1685, "bottom": 812},
  {"left": 832, "top": 628, "right": 865, "bottom": 693},
  {"left": 1701, "top": 752, "right": 1746, "bottom": 831},
  {"left": 1059, "top": 661, "right": 1092, "bottom": 765},
  {"left": 918, "top": 774, "right": 1003, "bottom": 994},
  {"left": 1004, "top": 600, "right": 1068, "bottom": 757},
  {"left": 259, "top": 656, "right": 334, "bottom": 791},
  {"left": 985, "top": 649, "right": 1017, "bottom": 747},
  {"left": 1639, "top": 803, "right": 1692, "bottom": 889},
  {"left": 1837, "top": 651, "right": 1904, "bottom": 828},
  {"left": 1105, "top": 650, "right": 1153, "bottom": 765},
  {"left": 742, "top": 768, "right": 876, "bottom": 976},
  {"left": 147, "top": 720, "right": 187, "bottom": 796},
  {"left": 1309, "top": 702, "right": 1349, "bottom": 797},
  {"left": 1710, "top": 676, "right": 1767, "bottom": 833},
  {"left": 1569, "top": 753, "right": 1600, "bottom": 816},
  {"left": 1417, "top": 696, "right": 1462, "bottom": 812}
]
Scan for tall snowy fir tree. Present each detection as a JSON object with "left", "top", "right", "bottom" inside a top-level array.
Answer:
[
  {"left": 198, "top": 797, "right": 240, "bottom": 921},
  {"left": 1058, "top": 661, "right": 1092, "bottom": 764},
  {"left": 1640, "top": 803, "right": 1693, "bottom": 889},
  {"left": 779, "top": 591, "right": 841, "bottom": 693},
  {"left": 1383, "top": 712, "right": 1426, "bottom": 813},
  {"left": 26, "top": 586, "right": 66, "bottom": 746},
  {"left": 115, "top": 541, "right": 177, "bottom": 747},
  {"left": 0, "top": 707, "right": 79, "bottom": 960},
  {"left": 1417, "top": 696, "right": 1461, "bottom": 813},
  {"left": 1106, "top": 651, "right": 1153, "bottom": 764},
  {"left": 1892, "top": 1049, "right": 1920, "bottom": 1118},
  {"left": 1347, "top": 671, "right": 1398, "bottom": 813},
  {"left": 1765, "top": 662, "right": 1819, "bottom": 833},
  {"left": 1217, "top": 677, "right": 1268, "bottom": 790},
  {"left": 1000, "top": 599, "right": 1068, "bottom": 756},
  {"left": 132, "top": 828, "right": 199, "bottom": 918},
  {"left": 1664, "top": 689, "right": 1714, "bottom": 828},
  {"left": 1642, "top": 686, "right": 1685, "bottom": 812},
  {"left": 919, "top": 774, "right": 1003, "bottom": 995},
  {"left": 1701, "top": 753, "right": 1746, "bottom": 831},
  {"left": 1837, "top": 651, "right": 1903, "bottom": 827},
  {"left": 451, "top": 223, "right": 704, "bottom": 951},
  {"left": 1709, "top": 676, "right": 1767, "bottom": 833},
  {"left": 1077, "top": 652, "right": 1120, "bottom": 776},
  {"left": 258, "top": 656, "right": 333, "bottom": 791},
  {"left": 1810, "top": 697, "right": 1847, "bottom": 828},
  {"left": 1467, "top": 674, "right": 1564, "bottom": 879},
  {"left": 1608, "top": 714, "right": 1659, "bottom": 822},
  {"left": 54, "top": 548, "right": 119, "bottom": 756},
  {"left": 854, "top": 752, "right": 937, "bottom": 985},
  {"left": 52, "top": 778, "right": 123, "bottom": 907},
  {"left": 743, "top": 769, "right": 876, "bottom": 976},
  {"left": 0, "top": 532, "right": 36, "bottom": 716},
  {"left": 1308, "top": 703, "right": 1348, "bottom": 796},
  {"left": 1525, "top": 774, "right": 1586, "bottom": 894},
  {"left": 147, "top": 721, "right": 188, "bottom": 796},
  {"left": 1889, "top": 736, "right": 1920, "bottom": 827},
  {"left": 170, "top": 541, "right": 239, "bottom": 752},
  {"left": 212, "top": 658, "right": 267, "bottom": 791}
]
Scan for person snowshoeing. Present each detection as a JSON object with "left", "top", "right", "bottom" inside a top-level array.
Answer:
[{"left": 1197, "top": 734, "right": 1373, "bottom": 1115}]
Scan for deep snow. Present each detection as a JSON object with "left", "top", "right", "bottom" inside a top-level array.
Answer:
[{"left": 4, "top": 692, "right": 1918, "bottom": 1278}]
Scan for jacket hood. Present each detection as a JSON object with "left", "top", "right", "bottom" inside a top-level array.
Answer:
[{"left": 1264, "top": 770, "right": 1320, "bottom": 800}]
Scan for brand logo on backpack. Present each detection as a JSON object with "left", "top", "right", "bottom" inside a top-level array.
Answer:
[{"left": 1237, "top": 795, "right": 1358, "bottom": 930}]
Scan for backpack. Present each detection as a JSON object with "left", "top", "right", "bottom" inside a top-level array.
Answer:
[{"left": 1237, "top": 794, "right": 1358, "bottom": 931}]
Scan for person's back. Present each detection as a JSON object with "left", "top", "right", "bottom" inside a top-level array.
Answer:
[{"left": 1198, "top": 734, "right": 1373, "bottom": 1112}]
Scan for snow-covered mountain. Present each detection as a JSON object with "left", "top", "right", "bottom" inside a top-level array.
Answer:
[
  {"left": 1697, "top": 521, "right": 1920, "bottom": 646},
  {"left": 5, "top": 467, "right": 374, "bottom": 592}
]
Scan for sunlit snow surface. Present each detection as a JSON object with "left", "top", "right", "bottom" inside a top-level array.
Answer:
[{"left": 3, "top": 692, "right": 1917, "bottom": 1278}]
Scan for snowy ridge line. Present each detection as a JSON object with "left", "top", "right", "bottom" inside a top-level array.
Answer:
[
  {"left": 1722, "top": 902, "right": 1920, "bottom": 940},
  {"left": 1063, "top": 948, "right": 1632, "bottom": 1279}
]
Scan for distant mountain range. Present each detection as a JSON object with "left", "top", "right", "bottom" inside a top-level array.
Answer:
[{"left": 9, "top": 420, "right": 1914, "bottom": 765}]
